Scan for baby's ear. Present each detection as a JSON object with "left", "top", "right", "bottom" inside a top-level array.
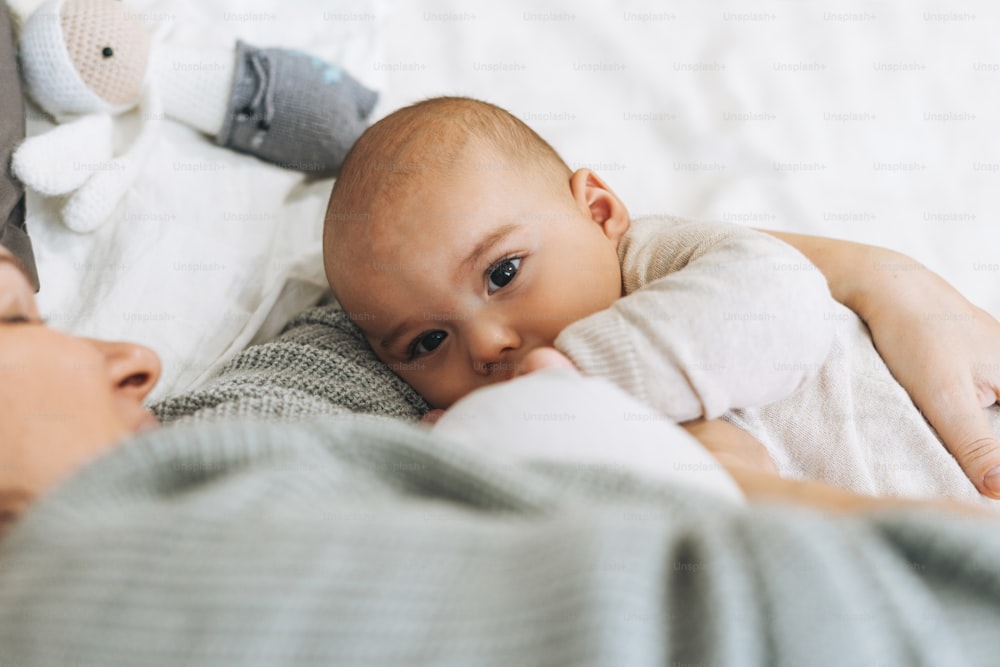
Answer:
[{"left": 569, "top": 169, "right": 629, "bottom": 243}]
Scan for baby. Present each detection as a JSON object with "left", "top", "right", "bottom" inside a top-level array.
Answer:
[{"left": 323, "top": 96, "right": 1000, "bottom": 507}]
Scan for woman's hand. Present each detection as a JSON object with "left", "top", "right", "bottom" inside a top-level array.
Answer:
[
  {"left": 681, "top": 418, "right": 779, "bottom": 475},
  {"left": 862, "top": 266, "right": 1000, "bottom": 497},
  {"left": 766, "top": 231, "right": 1000, "bottom": 498},
  {"left": 684, "top": 418, "right": 989, "bottom": 515}
]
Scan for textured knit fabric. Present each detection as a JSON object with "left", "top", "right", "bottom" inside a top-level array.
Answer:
[
  {"left": 557, "top": 215, "right": 1000, "bottom": 505},
  {"left": 151, "top": 301, "right": 431, "bottom": 424},
  {"left": 3, "top": 411, "right": 1000, "bottom": 665},
  {"left": 0, "top": 4, "right": 39, "bottom": 291},
  {"left": 216, "top": 41, "right": 378, "bottom": 173}
]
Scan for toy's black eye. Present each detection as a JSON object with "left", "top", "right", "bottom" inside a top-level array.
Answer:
[{"left": 101, "top": 46, "right": 114, "bottom": 58}]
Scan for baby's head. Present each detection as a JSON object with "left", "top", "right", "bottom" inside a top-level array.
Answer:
[{"left": 324, "top": 96, "right": 630, "bottom": 408}]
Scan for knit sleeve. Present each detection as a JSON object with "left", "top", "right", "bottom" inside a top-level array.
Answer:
[
  {"left": 554, "top": 216, "right": 837, "bottom": 421},
  {"left": 1, "top": 416, "right": 997, "bottom": 666}
]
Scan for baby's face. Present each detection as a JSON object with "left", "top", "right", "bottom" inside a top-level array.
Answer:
[{"left": 329, "top": 148, "right": 628, "bottom": 408}]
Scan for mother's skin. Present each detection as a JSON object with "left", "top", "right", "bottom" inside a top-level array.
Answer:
[
  {"left": 769, "top": 230, "right": 1000, "bottom": 497},
  {"left": 0, "top": 246, "right": 160, "bottom": 526}
]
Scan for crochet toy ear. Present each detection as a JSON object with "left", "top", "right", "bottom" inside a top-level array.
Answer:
[
  {"left": 5, "top": 0, "right": 48, "bottom": 32},
  {"left": 12, "top": 113, "right": 113, "bottom": 195}
]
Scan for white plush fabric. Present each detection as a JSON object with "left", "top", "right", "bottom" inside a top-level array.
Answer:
[
  {"left": 152, "top": 41, "right": 234, "bottom": 136},
  {"left": 12, "top": 113, "right": 112, "bottom": 194},
  {"left": 57, "top": 87, "right": 163, "bottom": 233}
]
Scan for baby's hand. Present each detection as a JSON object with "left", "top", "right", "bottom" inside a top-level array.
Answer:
[
  {"left": 422, "top": 347, "right": 577, "bottom": 426},
  {"left": 516, "top": 347, "right": 577, "bottom": 376},
  {"left": 421, "top": 409, "right": 446, "bottom": 425}
]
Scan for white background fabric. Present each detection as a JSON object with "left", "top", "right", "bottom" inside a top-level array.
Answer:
[
  {"left": 378, "top": 0, "right": 1000, "bottom": 312},
  {"left": 15, "top": 0, "right": 1000, "bottom": 402}
]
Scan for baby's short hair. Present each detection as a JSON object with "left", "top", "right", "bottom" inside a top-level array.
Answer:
[{"left": 324, "top": 96, "right": 570, "bottom": 261}]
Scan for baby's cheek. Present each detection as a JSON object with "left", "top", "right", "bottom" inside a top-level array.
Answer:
[
  {"left": 401, "top": 368, "right": 459, "bottom": 410},
  {"left": 543, "top": 284, "right": 617, "bottom": 339}
]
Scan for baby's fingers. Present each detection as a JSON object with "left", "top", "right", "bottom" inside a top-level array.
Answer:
[
  {"left": 421, "top": 409, "right": 445, "bottom": 425},
  {"left": 517, "top": 347, "right": 576, "bottom": 376}
]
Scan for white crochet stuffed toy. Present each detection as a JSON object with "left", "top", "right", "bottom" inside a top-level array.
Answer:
[{"left": 12, "top": 0, "right": 377, "bottom": 233}]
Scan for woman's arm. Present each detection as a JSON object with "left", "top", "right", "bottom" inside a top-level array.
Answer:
[
  {"left": 762, "top": 230, "right": 1000, "bottom": 498},
  {"left": 683, "top": 418, "right": 989, "bottom": 515},
  {"left": 759, "top": 231, "right": 906, "bottom": 316}
]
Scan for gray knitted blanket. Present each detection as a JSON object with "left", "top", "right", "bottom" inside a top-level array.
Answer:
[
  {"left": 152, "top": 302, "right": 431, "bottom": 423},
  {"left": 2, "top": 303, "right": 1000, "bottom": 665}
]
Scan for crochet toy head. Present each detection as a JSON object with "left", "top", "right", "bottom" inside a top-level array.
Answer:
[
  {"left": 19, "top": 0, "right": 150, "bottom": 119},
  {"left": 11, "top": 0, "right": 377, "bottom": 233}
]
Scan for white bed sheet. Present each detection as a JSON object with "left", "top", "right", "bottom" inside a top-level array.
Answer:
[
  {"left": 379, "top": 0, "right": 1000, "bottom": 315},
  {"left": 18, "top": 0, "right": 1000, "bottom": 401}
]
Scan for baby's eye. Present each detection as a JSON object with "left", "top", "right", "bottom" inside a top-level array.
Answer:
[
  {"left": 410, "top": 330, "right": 447, "bottom": 358},
  {"left": 487, "top": 257, "right": 521, "bottom": 293}
]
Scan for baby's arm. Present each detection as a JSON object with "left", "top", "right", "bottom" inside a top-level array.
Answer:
[{"left": 555, "top": 217, "right": 837, "bottom": 422}]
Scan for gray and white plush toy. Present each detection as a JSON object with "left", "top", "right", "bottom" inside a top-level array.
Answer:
[{"left": 12, "top": 0, "right": 377, "bottom": 233}]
